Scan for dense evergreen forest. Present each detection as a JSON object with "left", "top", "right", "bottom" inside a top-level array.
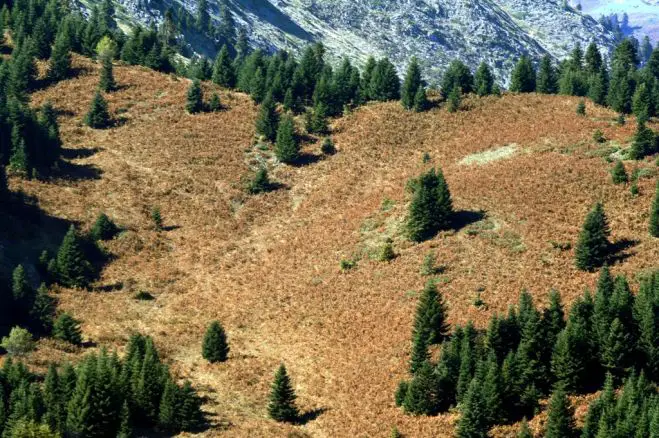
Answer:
[{"left": 0, "top": 0, "right": 658, "bottom": 435}]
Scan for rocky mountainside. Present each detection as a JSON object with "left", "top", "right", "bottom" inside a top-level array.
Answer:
[
  {"left": 90, "top": 0, "right": 620, "bottom": 84},
  {"left": 580, "top": 0, "right": 659, "bottom": 43}
]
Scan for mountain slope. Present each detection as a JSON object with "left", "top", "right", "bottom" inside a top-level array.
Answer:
[
  {"left": 18, "top": 55, "right": 659, "bottom": 437},
  {"left": 103, "top": 0, "right": 618, "bottom": 83}
]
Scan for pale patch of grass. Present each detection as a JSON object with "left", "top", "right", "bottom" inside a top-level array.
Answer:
[{"left": 459, "top": 144, "right": 518, "bottom": 166}]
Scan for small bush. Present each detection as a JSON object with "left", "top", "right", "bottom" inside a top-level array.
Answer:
[
  {"left": 593, "top": 129, "right": 606, "bottom": 143},
  {"left": 134, "top": 290, "right": 155, "bottom": 301},
  {"left": 248, "top": 167, "right": 271, "bottom": 194},
  {"left": 377, "top": 239, "right": 396, "bottom": 262},
  {"left": 321, "top": 137, "right": 336, "bottom": 155},
  {"left": 631, "top": 181, "right": 639, "bottom": 196},
  {"left": 151, "top": 207, "right": 163, "bottom": 231},
  {"left": 1, "top": 327, "right": 35, "bottom": 356},
  {"left": 420, "top": 251, "right": 439, "bottom": 276},
  {"left": 611, "top": 160, "right": 628, "bottom": 185},
  {"left": 340, "top": 259, "right": 356, "bottom": 272},
  {"left": 576, "top": 100, "right": 586, "bottom": 116},
  {"left": 91, "top": 213, "right": 119, "bottom": 240},
  {"left": 616, "top": 114, "right": 626, "bottom": 126},
  {"left": 209, "top": 93, "right": 222, "bottom": 112}
]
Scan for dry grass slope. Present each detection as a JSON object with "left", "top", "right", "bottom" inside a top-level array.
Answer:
[{"left": 7, "top": 55, "right": 658, "bottom": 437}]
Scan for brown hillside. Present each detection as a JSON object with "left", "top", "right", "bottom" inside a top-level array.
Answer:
[{"left": 11, "top": 55, "right": 659, "bottom": 437}]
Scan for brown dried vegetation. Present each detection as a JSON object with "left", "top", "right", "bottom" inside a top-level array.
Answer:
[{"left": 6, "top": 55, "right": 658, "bottom": 436}]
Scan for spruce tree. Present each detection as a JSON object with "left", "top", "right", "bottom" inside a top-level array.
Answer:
[
  {"left": 85, "top": 91, "right": 111, "bottom": 129},
  {"left": 89, "top": 212, "right": 117, "bottom": 241},
  {"left": 202, "top": 320, "right": 229, "bottom": 363},
  {"left": 413, "top": 87, "right": 429, "bottom": 112},
  {"left": 212, "top": 45, "right": 236, "bottom": 88},
  {"left": 56, "top": 225, "right": 94, "bottom": 288},
  {"left": 53, "top": 313, "right": 82, "bottom": 345},
  {"left": 275, "top": 114, "right": 299, "bottom": 164},
  {"left": 255, "top": 93, "right": 279, "bottom": 142},
  {"left": 407, "top": 168, "right": 453, "bottom": 242},
  {"left": 116, "top": 400, "right": 132, "bottom": 438},
  {"left": 369, "top": 58, "right": 400, "bottom": 101},
  {"left": 447, "top": 87, "right": 461, "bottom": 113},
  {"left": 475, "top": 62, "right": 494, "bottom": 97},
  {"left": 402, "top": 361, "right": 439, "bottom": 415},
  {"left": 611, "top": 160, "right": 628, "bottom": 185},
  {"left": 158, "top": 379, "right": 178, "bottom": 431},
  {"left": 457, "top": 376, "right": 489, "bottom": 438},
  {"left": 632, "top": 82, "right": 653, "bottom": 122},
  {"left": 412, "top": 280, "right": 450, "bottom": 346},
  {"left": 209, "top": 93, "right": 221, "bottom": 112},
  {"left": 12, "top": 264, "right": 32, "bottom": 308},
  {"left": 98, "top": 54, "right": 115, "bottom": 92},
  {"left": 602, "top": 317, "right": 631, "bottom": 379},
  {"left": 409, "top": 332, "right": 430, "bottom": 374},
  {"left": 545, "top": 387, "right": 577, "bottom": 438},
  {"left": 30, "top": 284, "right": 56, "bottom": 335},
  {"left": 186, "top": 79, "right": 203, "bottom": 114},
  {"left": 575, "top": 203, "right": 611, "bottom": 271},
  {"left": 629, "top": 122, "right": 656, "bottom": 160},
  {"left": 650, "top": 182, "right": 659, "bottom": 238},
  {"left": 248, "top": 167, "right": 271, "bottom": 194},
  {"left": 9, "top": 138, "right": 29, "bottom": 176},
  {"left": 441, "top": 60, "right": 474, "bottom": 98},
  {"left": 576, "top": 99, "right": 586, "bottom": 116},
  {"left": 510, "top": 56, "right": 536, "bottom": 93},
  {"left": 537, "top": 55, "right": 558, "bottom": 94},
  {"left": 401, "top": 57, "right": 422, "bottom": 110},
  {"left": 48, "top": 30, "right": 71, "bottom": 82},
  {"left": 268, "top": 364, "right": 298, "bottom": 423}
]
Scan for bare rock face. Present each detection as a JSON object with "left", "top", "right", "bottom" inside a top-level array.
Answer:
[{"left": 107, "top": 0, "right": 619, "bottom": 85}]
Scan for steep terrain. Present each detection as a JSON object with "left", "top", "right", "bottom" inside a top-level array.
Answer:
[
  {"left": 581, "top": 0, "right": 659, "bottom": 42},
  {"left": 11, "top": 55, "right": 659, "bottom": 436},
  {"left": 92, "top": 0, "right": 618, "bottom": 84}
]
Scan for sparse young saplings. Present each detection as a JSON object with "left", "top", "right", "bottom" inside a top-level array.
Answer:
[
  {"left": 202, "top": 320, "right": 229, "bottom": 363},
  {"left": 268, "top": 364, "right": 299, "bottom": 423},
  {"left": 575, "top": 202, "right": 611, "bottom": 271}
]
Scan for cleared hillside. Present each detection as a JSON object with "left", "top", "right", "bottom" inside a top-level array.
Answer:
[{"left": 10, "top": 55, "right": 659, "bottom": 437}]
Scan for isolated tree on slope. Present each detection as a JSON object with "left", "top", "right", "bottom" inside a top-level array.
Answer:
[
  {"left": 275, "top": 114, "right": 299, "bottom": 164},
  {"left": 407, "top": 168, "right": 453, "bottom": 242},
  {"left": 475, "top": 62, "right": 494, "bottom": 96},
  {"left": 510, "top": 56, "right": 536, "bottom": 93},
  {"left": 268, "top": 365, "right": 298, "bottom": 422},
  {"left": 85, "top": 91, "right": 111, "bottom": 128},
  {"left": 575, "top": 202, "right": 610, "bottom": 271},
  {"left": 255, "top": 93, "right": 279, "bottom": 142},
  {"left": 202, "top": 320, "right": 229, "bottom": 363},
  {"left": 186, "top": 79, "right": 203, "bottom": 114},
  {"left": 401, "top": 57, "right": 422, "bottom": 110}
]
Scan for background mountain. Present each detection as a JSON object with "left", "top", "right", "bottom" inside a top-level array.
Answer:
[
  {"left": 83, "top": 0, "right": 620, "bottom": 84},
  {"left": 580, "top": 0, "right": 659, "bottom": 43}
]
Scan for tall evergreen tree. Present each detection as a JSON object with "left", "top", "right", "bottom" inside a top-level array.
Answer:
[
  {"left": 407, "top": 168, "right": 453, "bottom": 242},
  {"left": 412, "top": 280, "right": 449, "bottom": 346},
  {"left": 650, "top": 182, "right": 659, "bottom": 238},
  {"left": 629, "top": 122, "right": 656, "bottom": 160},
  {"left": 457, "top": 376, "right": 489, "bottom": 438},
  {"left": 196, "top": 0, "right": 210, "bottom": 33},
  {"left": 48, "top": 29, "right": 71, "bottom": 82},
  {"left": 99, "top": 54, "right": 115, "bottom": 92},
  {"left": 537, "top": 55, "right": 558, "bottom": 94},
  {"left": 475, "top": 62, "right": 494, "bottom": 96},
  {"left": 413, "top": 87, "right": 430, "bottom": 112},
  {"left": 268, "top": 365, "right": 298, "bottom": 423},
  {"left": 212, "top": 45, "right": 235, "bottom": 88},
  {"left": 274, "top": 114, "right": 299, "bottom": 164},
  {"left": 84, "top": 91, "right": 111, "bottom": 129},
  {"left": 441, "top": 60, "right": 474, "bottom": 98},
  {"left": 53, "top": 313, "right": 82, "bottom": 345},
  {"left": 545, "top": 387, "right": 577, "bottom": 438},
  {"left": 55, "top": 226, "right": 94, "bottom": 288},
  {"left": 510, "top": 56, "right": 536, "bottom": 93},
  {"left": 402, "top": 361, "right": 439, "bottom": 415},
  {"left": 401, "top": 57, "right": 422, "bottom": 110},
  {"left": 186, "top": 79, "right": 203, "bottom": 114},
  {"left": 575, "top": 203, "right": 611, "bottom": 271},
  {"left": 369, "top": 58, "right": 400, "bottom": 102},
  {"left": 202, "top": 320, "right": 229, "bottom": 363},
  {"left": 255, "top": 93, "right": 279, "bottom": 142}
]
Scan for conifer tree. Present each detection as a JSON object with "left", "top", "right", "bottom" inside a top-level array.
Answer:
[
  {"left": 53, "top": 313, "right": 82, "bottom": 345},
  {"left": 9, "top": 138, "right": 29, "bottom": 176},
  {"left": 575, "top": 203, "right": 611, "bottom": 271},
  {"left": 407, "top": 168, "right": 453, "bottom": 242},
  {"left": 99, "top": 54, "right": 115, "bottom": 92},
  {"left": 510, "top": 56, "right": 536, "bottom": 93},
  {"left": 629, "top": 122, "right": 657, "bottom": 160},
  {"left": 56, "top": 225, "right": 94, "bottom": 288},
  {"left": 402, "top": 361, "right": 439, "bottom": 415},
  {"left": 275, "top": 114, "right": 299, "bottom": 164},
  {"left": 412, "top": 280, "right": 449, "bottom": 346},
  {"left": 441, "top": 60, "right": 474, "bottom": 98},
  {"left": 409, "top": 332, "right": 430, "bottom": 374},
  {"left": 447, "top": 87, "right": 461, "bottom": 113},
  {"left": 413, "top": 87, "right": 429, "bottom": 112},
  {"left": 12, "top": 264, "right": 32, "bottom": 310},
  {"left": 576, "top": 99, "right": 586, "bottom": 116},
  {"left": 202, "top": 320, "right": 229, "bottom": 363},
  {"left": 475, "top": 62, "right": 494, "bottom": 97},
  {"left": 209, "top": 93, "right": 221, "bottom": 112},
  {"left": 632, "top": 82, "right": 653, "bottom": 122},
  {"left": 186, "top": 79, "right": 203, "bottom": 114},
  {"left": 457, "top": 376, "right": 489, "bottom": 438},
  {"left": 309, "top": 102, "right": 330, "bottom": 135},
  {"left": 650, "top": 182, "right": 659, "bottom": 238},
  {"left": 268, "top": 364, "right": 298, "bottom": 423},
  {"left": 518, "top": 418, "right": 532, "bottom": 438},
  {"left": 545, "top": 387, "right": 577, "bottom": 438},
  {"left": 117, "top": 400, "right": 132, "bottom": 438},
  {"left": 588, "top": 68, "right": 608, "bottom": 106},
  {"left": 401, "top": 57, "right": 422, "bottom": 110},
  {"left": 248, "top": 167, "right": 271, "bottom": 194},
  {"left": 85, "top": 91, "right": 111, "bottom": 129},
  {"left": 369, "top": 58, "right": 400, "bottom": 102},
  {"left": 608, "top": 64, "right": 635, "bottom": 114},
  {"left": 611, "top": 160, "right": 628, "bottom": 185},
  {"left": 255, "top": 93, "right": 279, "bottom": 142},
  {"left": 30, "top": 284, "right": 55, "bottom": 335},
  {"left": 602, "top": 317, "right": 631, "bottom": 379},
  {"left": 158, "top": 379, "right": 178, "bottom": 431},
  {"left": 48, "top": 30, "right": 71, "bottom": 82},
  {"left": 196, "top": 0, "right": 210, "bottom": 32},
  {"left": 537, "top": 55, "right": 558, "bottom": 94},
  {"left": 212, "top": 45, "right": 235, "bottom": 88},
  {"left": 91, "top": 213, "right": 119, "bottom": 241}
]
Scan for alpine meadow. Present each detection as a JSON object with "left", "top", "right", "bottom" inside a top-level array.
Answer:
[{"left": 1, "top": 0, "right": 659, "bottom": 437}]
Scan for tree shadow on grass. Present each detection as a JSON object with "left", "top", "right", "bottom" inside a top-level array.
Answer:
[
  {"left": 52, "top": 160, "right": 103, "bottom": 181},
  {"left": 296, "top": 407, "right": 328, "bottom": 425},
  {"left": 291, "top": 153, "right": 322, "bottom": 167},
  {"left": 61, "top": 147, "right": 102, "bottom": 160},
  {"left": 607, "top": 238, "right": 639, "bottom": 265},
  {"left": 451, "top": 209, "right": 487, "bottom": 232}
]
